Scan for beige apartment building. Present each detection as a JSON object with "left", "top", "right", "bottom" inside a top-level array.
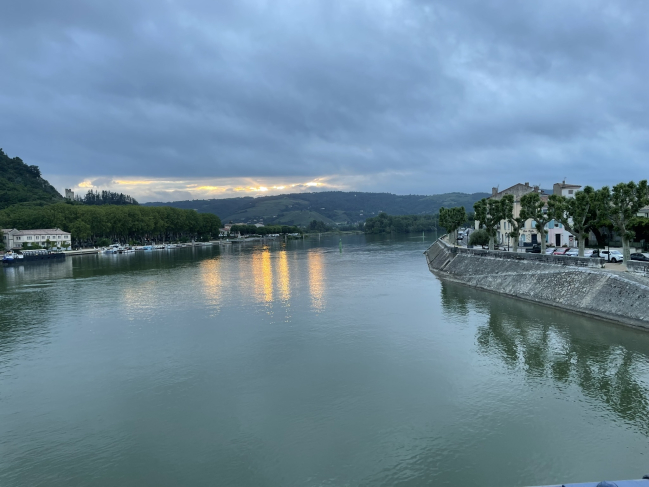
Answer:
[
  {"left": 2, "top": 228, "right": 71, "bottom": 250},
  {"left": 475, "top": 181, "right": 582, "bottom": 247},
  {"left": 475, "top": 182, "right": 547, "bottom": 246}
]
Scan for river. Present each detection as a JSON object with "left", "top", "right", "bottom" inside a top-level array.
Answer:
[{"left": 1, "top": 235, "right": 648, "bottom": 486}]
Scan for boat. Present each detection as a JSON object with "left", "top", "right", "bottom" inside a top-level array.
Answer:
[{"left": 2, "top": 249, "right": 65, "bottom": 265}]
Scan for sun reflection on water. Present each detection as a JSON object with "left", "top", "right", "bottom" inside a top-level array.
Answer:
[
  {"left": 251, "top": 249, "right": 274, "bottom": 304},
  {"left": 199, "top": 258, "right": 222, "bottom": 310},
  {"left": 307, "top": 251, "right": 325, "bottom": 312},
  {"left": 276, "top": 251, "right": 291, "bottom": 302}
]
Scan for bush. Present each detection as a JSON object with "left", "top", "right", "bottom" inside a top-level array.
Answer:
[{"left": 469, "top": 229, "right": 489, "bottom": 247}]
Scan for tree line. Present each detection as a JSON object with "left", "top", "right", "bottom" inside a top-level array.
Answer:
[
  {"left": 0, "top": 203, "right": 222, "bottom": 246},
  {"left": 466, "top": 180, "right": 648, "bottom": 260},
  {"left": 229, "top": 224, "right": 302, "bottom": 236},
  {"left": 364, "top": 213, "right": 446, "bottom": 234},
  {"left": 75, "top": 189, "right": 138, "bottom": 205}
]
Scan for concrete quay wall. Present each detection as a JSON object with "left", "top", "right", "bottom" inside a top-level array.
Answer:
[
  {"left": 628, "top": 260, "right": 649, "bottom": 278},
  {"left": 424, "top": 239, "right": 649, "bottom": 330}
]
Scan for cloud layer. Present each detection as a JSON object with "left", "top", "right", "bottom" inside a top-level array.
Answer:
[{"left": 1, "top": 0, "right": 647, "bottom": 201}]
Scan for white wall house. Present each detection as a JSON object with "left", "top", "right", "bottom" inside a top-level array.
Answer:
[
  {"left": 546, "top": 181, "right": 581, "bottom": 247},
  {"left": 476, "top": 181, "right": 582, "bottom": 247},
  {"left": 2, "top": 228, "right": 72, "bottom": 250}
]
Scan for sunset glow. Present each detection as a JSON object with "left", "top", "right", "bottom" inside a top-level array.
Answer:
[{"left": 66, "top": 176, "right": 341, "bottom": 202}]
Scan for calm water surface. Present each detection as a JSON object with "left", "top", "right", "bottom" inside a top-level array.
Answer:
[{"left": 1, "top": 235, "right": 649, "bottom": 486}]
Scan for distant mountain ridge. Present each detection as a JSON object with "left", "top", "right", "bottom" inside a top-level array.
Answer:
[
  {"left": 0, "top": 148, "right": 63, "bottom": 209},
  {"left": 144, "top": 191, "right": 490, "bottom": 226}
]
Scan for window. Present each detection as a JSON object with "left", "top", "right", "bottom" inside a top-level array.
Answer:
[
  {"left": 569, "top": 190, "right": 573, "bottom": 194},
  {"left": 16, "top": 236, "right": 20, "bottom": 240},
  {"left": 27, "top": 236, "right": 32, "bottom": 240}
]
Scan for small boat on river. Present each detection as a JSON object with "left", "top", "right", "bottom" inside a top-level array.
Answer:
[{"left": 1, "top": 249, "right": 65, "bottom": 265}]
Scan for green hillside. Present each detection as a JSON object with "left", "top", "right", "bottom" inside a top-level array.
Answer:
[
  {"left": 0, "top": 148, "right": 63, "bottom": 209},
  {"left": 144, "top": 191, "right": 489, "bottom": 225}
]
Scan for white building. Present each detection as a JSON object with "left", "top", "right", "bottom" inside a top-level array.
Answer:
[
  {"left": 2, "top": 228, "right": 71, "bottom": 250},
  {"left": 546, "top": 181, "right": 582, "bottom": 247},
  {"left": 476, "top": 181, "right": 582, "bottom": 247}
]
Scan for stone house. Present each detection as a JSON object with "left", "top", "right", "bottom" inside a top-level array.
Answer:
[
  {"left": 476, "top": 181, "right": 582, "bottom": 247},
  {"left": 2, "top": 228, "right": 72, "bottom": 250}
]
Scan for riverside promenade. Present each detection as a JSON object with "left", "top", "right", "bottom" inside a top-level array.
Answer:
[{"left": 425, "top": 237, "right": 649, "bottom": 330}]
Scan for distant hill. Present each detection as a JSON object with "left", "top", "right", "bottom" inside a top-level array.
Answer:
[
  {"left": 0, "top": 148, "right": 63, "bottom": 209},
  {"left": 144, "top": 191, "right": 490, "bottom": 226}
]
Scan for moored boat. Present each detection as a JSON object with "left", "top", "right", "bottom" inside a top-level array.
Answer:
[{"left": 2, "top": 249, "right": 65, "bottom": 265}]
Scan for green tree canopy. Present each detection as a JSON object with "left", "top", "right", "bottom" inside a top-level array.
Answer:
[
  {"left": 603, "top": 180, "right": 649, "bottom": 262},
  {"left": 363, "top": 213, "right": 442, "bottom": 235},
  {"left": 439, "top": 206, "right": 467, "bottom": 244},
  {"left": 520, "top": 192, "right": 551, "bottom": 253},
  {"left": 469, "top": 229, "right": 489, "bottom": 247},
  {"left": 473, "top": 198, "right": 503, "bottom": 251},
  {"left": 548, "top": 186, "right": 598, "bottom": 257},
  {"left": 0, "top": 203, "right": 222, "bottom": 246}
]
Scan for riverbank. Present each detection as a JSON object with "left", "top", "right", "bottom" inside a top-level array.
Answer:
[{"left": 424, "top": 238, "right": 649, "bottom": 330}]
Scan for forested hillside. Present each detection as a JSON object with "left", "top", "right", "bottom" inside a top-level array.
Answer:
[
  {"left": 0, "top": 148, "right": 63, "bottom": 209},
  {"left": 144, "top": 191, "right": 489, "bottom": 226}
]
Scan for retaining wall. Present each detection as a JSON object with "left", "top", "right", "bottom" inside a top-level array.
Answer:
[
  {"left": 425, "top": 239, "right": 649, "bottom": 330},
  {"left": 628, "top": 260, "right": 649, "bottom": 278}
]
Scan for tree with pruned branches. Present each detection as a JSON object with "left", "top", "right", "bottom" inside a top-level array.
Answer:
[
  {"left": 520, "top": 192, "right": 551, "bottom": 253},
  {"left": 473, "top": 198, "right": 503, "bottom": 251},
  {"left": 439, "top": 206, "right": 466, "bottom": 245}
]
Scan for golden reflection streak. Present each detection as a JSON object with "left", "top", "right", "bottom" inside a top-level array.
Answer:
[
  {"left": 308, "top": 251, "right": 325, "bottom": 312},
  {"left": 276, "top": 251, "right": 290, "bottom": 302},
  {"left": 199, "top": 258, "right": 222, "bottom": 310},
  {"left": 250, "top": 249, "right": 274, "bottom": 304}
]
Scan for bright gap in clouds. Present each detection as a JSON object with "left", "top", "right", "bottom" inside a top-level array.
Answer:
[{"left": 62, "top": 176, "right": 330, "bottom": 202}]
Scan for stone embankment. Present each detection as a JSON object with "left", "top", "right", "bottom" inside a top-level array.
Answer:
[{"left": 424, "top": 238, "right": 649, "bottom": 330}]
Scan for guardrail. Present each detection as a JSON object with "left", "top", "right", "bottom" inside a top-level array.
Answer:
[{"left": 434, "top": 238, "right": 605, "bottom": 269}]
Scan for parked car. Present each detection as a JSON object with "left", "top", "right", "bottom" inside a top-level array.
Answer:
[
  {"left": 565, "top": 248, "right": 579, "bottom": 257},
  {"left": 544, "top": 247, "right": 556, "bottom": 255},
  {"left": 630, "top": 253, "right": 649, "bottom": 262},
  {"left": 553, "top": 247, "right": 570, "bottom": 255},
  {"left": 525, "top": 244, "right": 541, "bottom": 253},
  {"left": 600, "top": 250, "right": 624, "bottom": 263}
]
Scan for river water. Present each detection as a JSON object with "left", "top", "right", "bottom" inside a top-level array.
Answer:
[{"left": 1, "top": 235, "right": 648, "bottom": 486}]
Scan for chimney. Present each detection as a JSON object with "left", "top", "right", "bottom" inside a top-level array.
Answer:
[
  {"left": 492, "top": 187, "right": 498, "bottom": 196},
  {"left": 524, "top": 182, "right": 529, "bottom": 187}
]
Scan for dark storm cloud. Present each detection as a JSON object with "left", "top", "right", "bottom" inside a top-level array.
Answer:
[{"left": 1, "top": 0, "right": 647, "bottom": 198}]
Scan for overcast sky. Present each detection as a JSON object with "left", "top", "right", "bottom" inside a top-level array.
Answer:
[{"left": 1, "top": 0, "right": 647, "bottom": 202}]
